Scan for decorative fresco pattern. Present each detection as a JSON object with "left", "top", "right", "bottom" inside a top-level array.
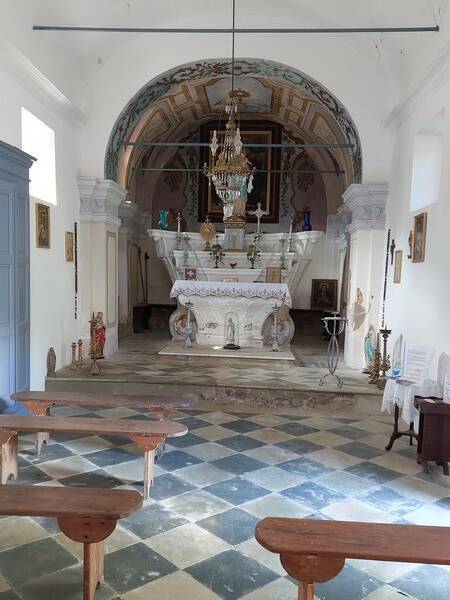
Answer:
[{"left": 105, "top": 58, "right": 362, "bottom": 184}]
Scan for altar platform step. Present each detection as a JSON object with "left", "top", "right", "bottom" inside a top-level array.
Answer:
[{"left": 158, "top": 341, "right": 295, "bottom": 361}]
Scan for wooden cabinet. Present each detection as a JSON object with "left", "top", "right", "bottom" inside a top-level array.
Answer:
[{"left": 415, "top": 396, "right": 450, "bottom": 475}]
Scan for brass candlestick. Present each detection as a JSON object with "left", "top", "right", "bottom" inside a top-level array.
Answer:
[
  {"left": 76, "top": 339, "right": 84, "bottom": 368},
  {"left": 69, "top": 342, "right": 77, "bottom": 370},
  {"left": 378, "top": 327, "right": 392, "bottom": 389}
]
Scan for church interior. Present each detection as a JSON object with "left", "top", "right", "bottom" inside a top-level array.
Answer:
[{"left": 1, "top": 1, "right": 450, "bottom": 599}]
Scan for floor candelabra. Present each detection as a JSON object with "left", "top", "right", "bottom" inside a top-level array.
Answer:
[{"left": 319, "top": 316, "right": 348, "bottom": 388}]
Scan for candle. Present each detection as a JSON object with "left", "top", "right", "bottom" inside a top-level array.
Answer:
[
  {"left": 177, "top": 212, "right": 181, "bottom": 234},
  {"left": 289, "top": 220, "right": 293, "bottom": 237}
]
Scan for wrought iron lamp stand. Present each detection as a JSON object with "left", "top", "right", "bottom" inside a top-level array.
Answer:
[{"left": 319, "top": 316, "right": 348, "bottom": 388}]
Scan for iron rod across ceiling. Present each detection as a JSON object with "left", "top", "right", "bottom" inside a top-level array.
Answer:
[
  {"left": 33, "top": 26, "right": 439, "bottom": 34},
  {"left": 124, "top": 141, "right": 353, "bottom": 149},
  {"left": 137, "top": 168, "right": 343, "bottom": 174}
]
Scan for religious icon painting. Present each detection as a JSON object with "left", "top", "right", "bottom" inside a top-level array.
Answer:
[
  {"left": 412, "top": 212, "right": 427, "bottom": 263},
  {"left": 265, "top": 267, "right": 282, "bottom": 284},
  {"left": 310, "top": 279, "right": 338, "bottom": 311},
  {"left": 394, "top": 250, "right": 403, "bottom": 284},
  {"left": 35, "top": 203, "right": 50, "bottom": 249},
  {"left": 184, "top": 267, "right": 197, "bottom": 280},
  {"left": 65, "top": 231, "right": 74, "bottom": 262}
]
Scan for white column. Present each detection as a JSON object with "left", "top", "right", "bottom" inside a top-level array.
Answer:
[
  {"left": 118, "top": 202, "right": 150, "bottom": 338},
  {"left": 78, "top": 177, "right": 126, "bottom": 356},
  {"left": 343, "top": 183, "right": 388, "bottom": 369}
]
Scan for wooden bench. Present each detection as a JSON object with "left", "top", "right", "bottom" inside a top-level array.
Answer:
[
  {"left": 0, "top": 485, "right": 142, "bottom": 600},
  {"left": 0, "top": 415, "right": 187, "bottom": 499},
  {"left": 256, "top": 518, "right": 450, "bottom": 600},
  {"left": 11, "top": 390, "right": 194, "bottom": 420}
]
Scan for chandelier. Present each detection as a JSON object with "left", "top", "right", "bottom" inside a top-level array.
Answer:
[{"left": 202, "top": 0, "right": 255, "bottom": 204}]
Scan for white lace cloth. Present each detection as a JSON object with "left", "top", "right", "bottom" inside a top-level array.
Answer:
[
  {"left": 382, "top": 378, "right": 438, "bottom": 427},
  {"left": 170, "top": 280, "right": 292, "bottom": 306}
]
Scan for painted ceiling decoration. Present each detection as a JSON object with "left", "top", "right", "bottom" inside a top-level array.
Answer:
[{"left": 105, "top": 58, "right": 362, "bottom": 186}]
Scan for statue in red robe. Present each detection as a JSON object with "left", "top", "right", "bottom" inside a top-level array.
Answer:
[{"left": 90, "top": 311, "right": 106, "bottom": 359}]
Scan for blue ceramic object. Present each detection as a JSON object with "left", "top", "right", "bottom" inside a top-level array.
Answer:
[
  {"left": 158, "top": 209, "right": 170, "bottom": 230},
  {"left": 302, "top": 208, "right": 312, "bottom": 231}
]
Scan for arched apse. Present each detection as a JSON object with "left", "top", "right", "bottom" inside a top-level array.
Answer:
[{"left": 105, "top": 58, "right": 362, "bottom": 193}]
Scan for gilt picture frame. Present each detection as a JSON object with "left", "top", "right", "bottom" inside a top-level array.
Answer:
[
  {"left": 310, "top": 279, "right": 338, "bottom": 312},
  {"left": 412, "top": 212, "right": 427, "bottom": 263},
  {"left": 265, "top": 267, "right": 282, "bottom": 284},
  {"left": 394, "top": 250, "right": 402, "bottom": 284},
  {"left": 65, "top": 231, "right": 74, "bottom": 262},
  {"left": 35, "top": 203, "right": 50, "bottom": 249}
]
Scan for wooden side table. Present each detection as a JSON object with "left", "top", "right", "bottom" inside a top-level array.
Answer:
[{"left": 414, "top": 396, "right": 450, "bottom": 475}]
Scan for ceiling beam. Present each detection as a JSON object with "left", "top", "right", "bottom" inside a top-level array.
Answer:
[
  {"left": 33, "top": 25, "right": 439, "bottom": 34},
  {"left": 136, "top": 168, "right": 344, "bottom": 174},
  {"left": 124, "top": 141, "right": 354, "bottom": 149}
]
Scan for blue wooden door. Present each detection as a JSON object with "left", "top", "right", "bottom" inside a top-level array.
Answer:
[{"left": 0, "top": 180, "right": 15, "bottom": 399}]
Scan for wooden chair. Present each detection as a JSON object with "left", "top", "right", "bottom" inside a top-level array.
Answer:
[
  {"left": 0, "top": 485, "right": 142, "bottom": 600},
  {"left": 256, "top": 518, "right": 450, "bottom": 600},
  {"left": 0, "top": 414, "right": 187, "bottom": 499}
]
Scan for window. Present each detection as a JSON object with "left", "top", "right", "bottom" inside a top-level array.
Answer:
[
  {"left": 410, "top": 111, "right": 444, "bottom": 211},
  {"left": 21, "top": 108, "right": 57, "bottom": 205}
]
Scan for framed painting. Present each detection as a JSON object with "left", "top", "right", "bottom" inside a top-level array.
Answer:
[
  {"left": 265, "top": 266, "right": 282, "bottom": 284},
  {"left": 184, "top": 267, "right": 197, "bottom": 280},
  {"left": 310, "top": 279, "right": 338, "bottom": 312},
  {"left": 199, "top": 120, "right": 281, "bottom": 223},
  {"left": 65, "top": 231, "right": 74, "bottom": 262},
  {"left": 35, "top": 203, "right": 50, "bottom": 249},
  {"left": 394, "top": 250, "right": 402, "bottom": 284},
  {"left": 412, "top": 212, "right": 427, "bottom": 263}
]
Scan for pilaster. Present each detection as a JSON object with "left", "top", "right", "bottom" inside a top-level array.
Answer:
[
  {"left": 77, "top": 177, "right": 127, "bottom": 357},
  {"left": 342, "top": 183, "right": 389, "bottom": 369}
]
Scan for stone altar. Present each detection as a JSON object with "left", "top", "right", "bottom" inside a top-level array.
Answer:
[{"left": 170, "top": 280, "right": 292, "bottom": 348}]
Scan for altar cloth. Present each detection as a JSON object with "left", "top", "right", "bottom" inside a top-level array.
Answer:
[{"left": 170, "top": 280, "right": 292, "bottom": 307}]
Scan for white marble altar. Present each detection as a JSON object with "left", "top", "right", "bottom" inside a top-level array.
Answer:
[{"left": 170, "top": 280, "right": 291, "bottom": 348}]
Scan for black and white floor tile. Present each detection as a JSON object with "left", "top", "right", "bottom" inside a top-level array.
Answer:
[{"left": 1, "top": 406, "right": 450, "bottom": 599}]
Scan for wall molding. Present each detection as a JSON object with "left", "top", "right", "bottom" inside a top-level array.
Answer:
[
  {"left": 0, "top": 33, "right": 86, "bottom": 128},
  {"left": 384, "top": 42, "right": 450, "bottom": 128}
]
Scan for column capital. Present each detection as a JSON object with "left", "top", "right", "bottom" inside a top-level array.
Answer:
[
  {"left": 78, "top": 176, "right": 127, "bottom": 228},
  {"left": 343, "top": 183, "right": 388, "bottom": 233},
  {"left": 118, "top": 202, "right": 150, "bottom": 237}
]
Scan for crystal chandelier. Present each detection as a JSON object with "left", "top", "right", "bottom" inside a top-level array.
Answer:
[{"left": 202, "top": 0, "right": 255, "bottom": 204}]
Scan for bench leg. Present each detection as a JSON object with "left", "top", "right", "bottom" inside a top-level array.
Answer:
[
  {"left": 84, "top": 541, "right": 104, "bottom": 600},
  {"left": 300, "top": 582, "right": 314, "bottom": 600},
  {"left": 1, "top": 434, "right": 18, "bottom": 484},
  {"left": 143, "top": 449, "right": 156, "bottom": 501},
  {"left": 35, "top": 432, "right": 50, "bottom": 456}
]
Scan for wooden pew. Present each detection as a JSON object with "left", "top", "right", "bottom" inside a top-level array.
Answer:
[
  {"left": 256, "top": 518, "right": 450, "bottom": 600},
  {"left": 11, "top": 390, "right": 194, "bottom": 420},
  {"left": 0, "top": 485, "right": 142, "bottom": 600},
  {"left": 0, "top": 415, "right": 187, "bottom": 499}
]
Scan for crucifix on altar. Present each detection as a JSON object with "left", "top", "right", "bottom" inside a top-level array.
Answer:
[{"left": 248, "top": 202, "right": 269, "bottom": 236}]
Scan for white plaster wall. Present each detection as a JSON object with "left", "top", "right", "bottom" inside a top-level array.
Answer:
[
  {"left": 0, "top": 66, "right": 81, "bottom": 389},
  {"left": 78, "top": 32, "right": 393, "bottom": 183},
  {"left": 384, "top": 77, "right": 450, "bottom": 380}
]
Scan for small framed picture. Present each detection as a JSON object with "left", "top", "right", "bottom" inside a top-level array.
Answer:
[
  {"left": 412, "top": 212, "right": 427, "bottom": 263},
  {"left": 65, "top": 231, "right": 74, "bottom": 262},
  {"left": 265, "top": 266, "right": 282, "bottom": 284},
  {"left": 35, "top": 203, "right": 50, "bottom": 249},
  {"left": 184, "top": 267, "right": 197, "bottom": 280},
  {"left": 311, "top": 279, "right": 338, "bottom": 311},
  {"left": 394, "top": 250, "right": 402, "bottom": 284}
]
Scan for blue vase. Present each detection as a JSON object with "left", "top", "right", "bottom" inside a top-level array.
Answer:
[
  {"left": 302, "top": 209, "right": 312, "bottom": 231},
  {"left": 158, "top": 209, "right": 170, "bottom": 230}
]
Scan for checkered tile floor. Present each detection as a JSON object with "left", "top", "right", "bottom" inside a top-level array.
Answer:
[{"left": 1, "top": 406, "right": 450, "bottom": 599}]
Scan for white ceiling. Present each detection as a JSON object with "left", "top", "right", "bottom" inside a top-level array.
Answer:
[{"left": 1, "top": 0, "right": 449, "bottom": 105}]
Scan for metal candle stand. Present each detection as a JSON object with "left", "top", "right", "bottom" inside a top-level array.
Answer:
[
  {"left": 319, "top": 316, "right": 348, "bottom": 388},
  {"left": 271, "top": 305, "right": 280, "bottom": 352},
  {"left": 184, "top": 301, "right": 194, "bottom": 349}
]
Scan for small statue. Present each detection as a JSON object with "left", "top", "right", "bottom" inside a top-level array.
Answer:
[
  {"left": 47, "top": 348, "right": 56, "bottom": 377},
  {"left": 223, "top": 316, "right": 240, "bottom": 350},
  {"left": 90, "top": 311, "right": 106, "bottom": 359},
  {"left": 200, "top": 217, "right": 216, "bottom": 251},
  {"left": 363, "top": 325, "right": 376, "bottom": 374}
]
